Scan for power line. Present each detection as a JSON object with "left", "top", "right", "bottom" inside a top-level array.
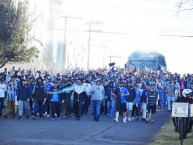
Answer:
[
  {"left": 36, "top": 26, "right": 193, "bottom": 37},
  {"left": 158, "top": 34, "right": 193, "bottom": 37}
]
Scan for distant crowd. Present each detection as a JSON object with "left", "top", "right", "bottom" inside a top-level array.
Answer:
[{"left": 0, "top": 66, "right": 193, "bottom": 123}]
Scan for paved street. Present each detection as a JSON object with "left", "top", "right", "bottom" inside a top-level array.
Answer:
[{"left": 0, "top": 111, "right": 170, "bottom": 145}]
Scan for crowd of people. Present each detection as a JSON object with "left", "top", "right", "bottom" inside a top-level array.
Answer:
[{"left": 0, "top": 65, "right": 193, "bottom": 123}]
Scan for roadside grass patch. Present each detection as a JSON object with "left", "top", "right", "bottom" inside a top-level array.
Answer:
[{"left": 149, "top": 118, "right": 193, "bottom": 145}]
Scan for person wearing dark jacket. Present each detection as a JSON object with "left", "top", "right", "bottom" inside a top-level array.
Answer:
[
  {"left": 32, "top": 77, "right": 46, "bottom": 119},
  {"left": 146, "top": 83, "right": 158, "bottom": 124},
  {"left": 114, "top": 81, "right": 129, "bottom": 123},
  {"left": 126, "top": 80, "right": 135, "bottom": 121},
  {"left": 105, "top": 81, "right": 115, "bottom": 117},
  {"left": 82, "top": 79, "right": 92, "bottom": 115},
  {"left": 17, "top": 79, "right": 31, "bottom": 120},
  {"left": 56, "top": 77, "right": 64, "bottom": 114},
  {"left": 141, "top": 83, "right": 150, "bottom": 121},
  {"left": 62, "top": 79, "right": 74, "bottom": 118},
  {"left": 72, "top": 78, "right": 87, "bottom": 120},
  {"left": 28, "top": 77, "right": 35, "bottom": 115},
  {"left": 44, "top": 77, "right": 53, "bottom": 117}
]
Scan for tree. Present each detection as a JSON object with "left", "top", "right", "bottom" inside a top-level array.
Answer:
[
  {"left": 0, "top": 0, "right": 39, "bottom": 68},
  {"left": 177, "top": 0, "right": 193, "bottom": 13}
]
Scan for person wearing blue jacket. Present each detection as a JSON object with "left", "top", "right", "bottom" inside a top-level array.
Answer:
[
  {"left": 17, "top": 79, "right": 31, "bottom": 120},
  {"left": 32, "top": 77, "right": 46, "bottom": 119},
  {"left": 44, "top": 77, "right": 53, "bottom": 117},
  {"left": 49, "top": 81, "right": 63, "bottom": 120}
]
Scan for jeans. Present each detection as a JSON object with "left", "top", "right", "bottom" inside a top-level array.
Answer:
[
  {"left": 33, "top": 100, "right": 44, "bottom": 117},
  {"left": 107, "top": 100, "right": 115, "bottom": 116},
  {"left": 92, "top": 100, "right": 102, "bottom": 120},
  {"left": 167, "top": 96, "right": 176, "bottom": 111},
  {"left": 142, "top": 102, "right": 147, "bottom": 119},
  {"left": 0, "top": 98, "right": 4, "bottom": 116},
  {"left": 18, "top": 100, "right": 30, "bottom": 116},
  {"left": 160, "top": 92, "right": 166, "bottom": 108}
]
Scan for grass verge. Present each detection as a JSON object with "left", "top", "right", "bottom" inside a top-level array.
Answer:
[{"left": 149, "top": 117, "right": 193, "bottom": 145}]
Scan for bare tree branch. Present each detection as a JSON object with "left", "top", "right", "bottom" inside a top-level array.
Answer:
[{"left": 178, "top": 7, "right": 193, "bottom": 12}]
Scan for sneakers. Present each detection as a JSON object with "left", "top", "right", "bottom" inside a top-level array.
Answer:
[
  {"left": 18, "top": 116, "right": 22, "bottom": 120},
  {"left": 3, "top": 114, "right": 8, "bottom": 119},
  {"left": 123, "top": 118, "right": 127, "bottom": 123},
  {"left": 108, "top": 114, "right": 113, "bottom": 117},
  {"left": 76, "top": 118, "right": 80, "bottom": 121},
  {"left": 114, "top": 118, "right": 118, "bottom": 123},
  {"left": 136, "top": 117, "right": 139, "bottom": 120},
  {"left": 146, "top": 119, "right": 150, "bottom": 124},
  {"left": 174, "top": 127, "right": 178, "bottom": 132},
  {"left": 56, "top": 117, "right": 61, "bottom": 120},
  {"left": 151, "top": 120, "right": 154, "bottom": 124},
  {"left": 26, "top": 115, "right": 29, "bottom": 119},
  {"left": 141, "top": 118, "right": 146, "bottom": 121},
  {"left": 51, "top": 118, "right": 55, "bottom": 120},
  {"left": 94, "top": 118, "right": 99, "bottom": 122},
  {"left": 127, "top": 118, "right": 131, "bottom": 122},
  {"left": 32, "top": 115, "right": 36, "bottom": 120}
]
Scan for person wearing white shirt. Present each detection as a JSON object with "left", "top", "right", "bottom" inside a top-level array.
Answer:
[
  {"left": 72, "top": 78, "right": 87, "bottom": 120},
  {"left": 0, "top": 78, "right": 6, "bottom": 117},
  {"left": 83, "top": 80, "right": 92, "bottom": 115}
]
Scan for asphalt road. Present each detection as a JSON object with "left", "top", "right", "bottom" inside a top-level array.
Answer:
[{"left": 0, "top": 111, "right": 170, "bottom": 145}]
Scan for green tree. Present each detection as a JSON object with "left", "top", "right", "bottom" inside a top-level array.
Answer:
[{"left": 0, "top": 0, "right": 39, "bottom": 68}]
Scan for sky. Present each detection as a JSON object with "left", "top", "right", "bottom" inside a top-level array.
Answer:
[
  {"left": 59, "top": 0, "right": 193, "bottom": 74},
  {"left": 29, "top": 0, "right": 193, "bottom": 74}
]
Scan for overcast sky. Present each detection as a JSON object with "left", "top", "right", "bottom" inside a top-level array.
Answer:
[{"left": 38, "top": 0, "right": 193, "bottom": 74}]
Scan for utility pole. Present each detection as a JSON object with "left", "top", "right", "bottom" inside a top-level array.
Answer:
[
  {"left": 61, "top": 16, "right": 82, "bottom": 69},
  {"left": 86, "top": 21, "right": 103, "bottom": 70},
  {"left": 87, "top": 22, "right": 91, "bottom": 70}
]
